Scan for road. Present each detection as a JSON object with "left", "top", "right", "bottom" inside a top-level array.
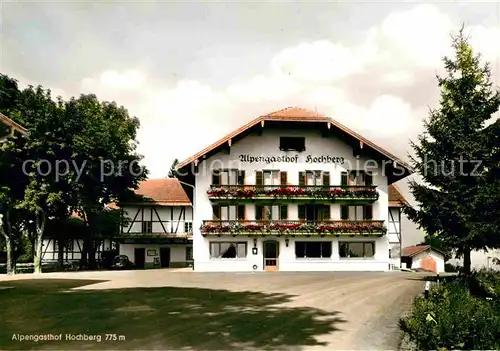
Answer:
[{"left": 1, "top": 269, "right": 427, "bottom": 350}]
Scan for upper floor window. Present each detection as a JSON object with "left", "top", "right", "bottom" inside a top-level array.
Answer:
[
  {"left": 212, "top": 204, "right": 245, "bottom": 220},
  {"left": 299, "top": 171, "right": 329, "bottom": 186},
  {"left": 256, "top": 205, "right": 288, "bottom": 220},
  {"left": 340, "top": 205, "right": 373, "bottom": 220},
  {"left": 280, "top": 137, "right": 305, "bottom": 152},
  {"left": 255, "top": 171, "right": 287, "bottom": 186},
  {"left": 212, "top": 169, "right": 245, "bottom": 185},
  {"left": 341, "top": 171, "right": 372, "bottom": 186}
]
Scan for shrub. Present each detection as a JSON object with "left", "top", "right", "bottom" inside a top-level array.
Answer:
[{"left": 400, "top": 271, "right": 500, "bottom": 350}]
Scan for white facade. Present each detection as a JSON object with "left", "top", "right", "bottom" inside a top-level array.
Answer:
[
  {"left": 192, "top": 127, "right": 397, "bottom": 272},
  {"left": 388, "top": 207, "right": 402, "bottom": 269},
  {"left": 119, "top": 204, "right": 193, "bottom": 268},
  {"left": 409, "top": 250, "right": 445, "bottom": 273},
  {"left": 41, "top": 238, "right": 113, "bottom": 263},
  {"left": 452, "top": 249, "right": 500, "bottom": 271}
]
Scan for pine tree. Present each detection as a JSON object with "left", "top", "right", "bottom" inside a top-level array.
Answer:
[{"left": 403, "top": 28, "right": 500, "bottom": 274}]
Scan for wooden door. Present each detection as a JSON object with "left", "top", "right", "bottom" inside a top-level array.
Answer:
[{"left": 264, "top": 240, "right": 279, "bottom": 271}]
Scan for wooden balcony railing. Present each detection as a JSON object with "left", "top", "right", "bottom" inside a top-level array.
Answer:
[
  {"left": 207, "top": 184, "right": 378, "bottom": 200},
  {"left": 201, "top": 219, "right": 386, "bottom": 236}
]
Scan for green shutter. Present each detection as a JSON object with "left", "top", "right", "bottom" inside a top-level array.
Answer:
[
  {"left": 238, "top": 205, "right": 245, "bottom": 220},
  {"left": 365, "top": 172, "right": 373, "bottom": 186},
  {"left": 323, "top": 172, "right": 330, "bottom": 186},
  {"left": 322, "top": 205, "right": 330, "bottom": 220},
  {"left": 280, "top": 205, "right": 288, "bottom": 220},
  {"left": 238, "top": 170, "right": 245, "bottom": 185},
  {"left": 341, "top": 172, "right": 348, "bottom": 186},
  {"left": 255, "top": 205, "right": 263, "bottom": 220},
  {"left": 212, "top": 205, "right": 220, "bottom": 220},
  {"left": 298, "top": 205, "right": 306, "bottom": 220},
  {"left": 364, "top": 205, "right": 373, "bottom": 220},
  {"left": 212, "top": 171, "right": 220, "bottom": 185},
  {"left": 255, "top": 171, "right": 263, "bottom": 186},
  {"left": 340, "top": 205, "right": 349, "bottom": 220},
  {"left": 298, "top": 172, "right": 305, "bottom": 186},
  {"left": 280, "top": 171, "right": 288, "bottom": 185}
]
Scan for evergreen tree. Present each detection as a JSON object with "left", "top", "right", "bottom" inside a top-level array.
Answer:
[{"left": 403, "top": 28, "right": 500, "bottom": 274}]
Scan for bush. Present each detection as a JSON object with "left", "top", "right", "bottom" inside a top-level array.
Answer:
[
  {"left": 400, "top": 270, "right": 500, "bottom": 350},
  {"left": 444, "top": 263, "right": 459, "bottom": 273}
]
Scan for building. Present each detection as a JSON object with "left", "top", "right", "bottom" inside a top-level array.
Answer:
[
  {"left": 0, "top": 112, "right": 28, "bottom": 141},
  {"left": 388, "top": 184, "right": 406, "bottom": 269},
  {"left": 116, "top": 178, "right": 193, "bottom": 268},
  {"left": 401, "top": 245, "right": 446, "bottom": 273},
  {"left": 176, "top": 107, "right": 412, "bottom": 272}
]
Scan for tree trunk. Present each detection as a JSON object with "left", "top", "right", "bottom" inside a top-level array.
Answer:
[
  {"left": 33, "top": 212, "right": 46, "bottom": 274},
  {"left": 462, "top": 247, "right": 472, "bottom": 275},
  {"left": 1, "top": 210, "right": 16, "bottom": 275},
  {"left": 5, "top": 235, "right": 15, "bottom": 275}
]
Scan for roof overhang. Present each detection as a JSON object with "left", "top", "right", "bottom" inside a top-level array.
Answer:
[
  {"left": 177, "top": 110, "right": 413, "bottom": 184},
  {"left": 0, "top": 112, "right": 28, "bottom": 137}
]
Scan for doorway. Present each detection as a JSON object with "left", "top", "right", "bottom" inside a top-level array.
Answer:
[
  {"left": 263, "top": 240, "right": 279, "bottom": 271},
  {"left": 159, "top": 247, "right": 171, "bottom": 268},
  {"left": 134, "top": 248, "right": 145, "bottom": 269}
]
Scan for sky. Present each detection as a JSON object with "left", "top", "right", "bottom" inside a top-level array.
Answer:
[{"left": 2, "top": 0, "right": 500, "bottom": 202}]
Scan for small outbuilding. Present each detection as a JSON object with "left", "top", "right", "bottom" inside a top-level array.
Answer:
[{"left": 401, "top": 245, "right": 445, "bottom": 273}]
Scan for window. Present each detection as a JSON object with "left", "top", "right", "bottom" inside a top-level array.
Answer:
[
  {"left": 212, "top": 169, "right": 244, "bottom": 185},
  {"left": 299, "top": 171, "right": 330, "bottom": 186},
  {"left": 295, "top": 242, "right": 332, "bottom": 258},
  {"left": 342, "top": 171, "right": 373, "bottom": 186},
  {"left": 184, "top": 222, "right": 193, "bottom": 233},
  {"left": 142, "top": 221, "right": 153, "bottom": 233},
  {"left": 263, "top": 170, "right": 280, "bottom": 186},
  {"left": 256, "top": 205, "right": 288, "bottom": 220},
  {"left": 212, "top": 205, "right": 245, "bottom": 220},
  {"left": 339, "top": 242, "right": 375, "bottom": 258},
  {"left": 340, "top": 205, "right": 372, "bottom": 220},
  {"left": 298, "top": 204, "right": 330, "bottom": 221},
  {"left": 280, "top": 137, "right": 306, "bottom": 152},
  {"left": 210, "top": 242, "right": 247, "bottom": 258},
  {"left": 186, "top": 247, "right": 193, "bottom": 261}
]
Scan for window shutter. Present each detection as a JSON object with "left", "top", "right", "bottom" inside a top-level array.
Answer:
[
  {"left": 340, "top": 205, "right": 349, "bottom": 220},
  {"left": 280, "top": 171, "right": 288, "bottom": 186},
  {"left": 322, "top": 205, "right": 330, "bottom": 220},
  {"left": 255, "top": 205, "right": 263, "bottom": 220},
  {"left": 298, "top": 205, "right": 306, "bottom": 220},
  {"left": 212, "top": 171, "right": 220, "bottom": 185},
  {"left": 323, "top": 172, "right": 330, "bottom": 186},
  {"left": 212, "top": 205, "right": 220, "bottom": 220},
  {"left": 365, "top": 172, "right": 373, "bottom": 186},
  {"left": 298, "top": 172, "right": 305, "bottom": 186},
  {"left": 237, "top": 205, "right": 245, "bottom": 220},
  {"left": 341, "top": 172, "right": 348, "bottom": 186},
  {"left": 280, "top": 205, "right": 288, "bottom": 219},
  {"left": 255, "top": 171, "right": 263, "bottom": 186},
  {"left": 363, "top": 205, "right": 373, "bottom": 220},
  {"left": 238, "top": 170, "right": 245, "bottom": 185}
]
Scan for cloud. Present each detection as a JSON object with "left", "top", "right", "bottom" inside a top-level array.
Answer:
[{"left": 75, "top": 4, "right": 499, "bottom": 178}]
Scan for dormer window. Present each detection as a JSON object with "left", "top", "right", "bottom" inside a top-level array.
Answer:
[{"left": 280, "top": 137, "right": 305, "bottom": 152}]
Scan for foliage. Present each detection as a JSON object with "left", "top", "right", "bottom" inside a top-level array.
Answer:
[
  {"left": 207, "top": 186, "right": 378, "bottom": 199},
  {"left": 401, "top": 270, "right": 500, "bottom": 350},
  {"left": 402, "top": 29, "right": 500, "bottom": 274},
  {"left": 168, "top": 158, "right": 179, "bottom": 178}
]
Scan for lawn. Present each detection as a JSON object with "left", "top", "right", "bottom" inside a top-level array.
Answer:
[{"left": 0, "top": 279, "right": 345, "bottom": 350}]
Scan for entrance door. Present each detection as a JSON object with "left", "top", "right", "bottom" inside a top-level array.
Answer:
[
  {"left": 159, "top": 248, "right": 171, "bottom": 268},
  {"left": 134, "top": 248, "right": 145, "bottom": 269},
  {"left": 263, "top": 240, "right": 279, "bottom": 271}
]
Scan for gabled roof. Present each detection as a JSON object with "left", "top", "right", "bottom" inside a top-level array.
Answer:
[
  {"left": 0, "top": 112, "right": 28, "bottom": 136},
  {"left": 177, "top": 107, "right": 412, "bottom": 183},
  {"left": 124, "top": 178, "right": 191, "bottom": 206},
  {"left": 389, "top": 184, "right": 408, "bottom": 207},
  {"left": 402, "top": 245, "right": 446, "bottom": 258}
]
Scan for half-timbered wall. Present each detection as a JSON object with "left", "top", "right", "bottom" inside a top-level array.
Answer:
[
  {"left": 41, "top": 238, "right": 114, "bottom": 262},
  {"left": 122, "top": 205, "right": 193, "bottom": 234},
  {"left": 388, "top": 207, "right": 401, "bottom": 268}
]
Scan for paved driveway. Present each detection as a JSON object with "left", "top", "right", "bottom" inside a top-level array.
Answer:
[{"left": 1, "top": 270, "right": 426, "bottom": 350}]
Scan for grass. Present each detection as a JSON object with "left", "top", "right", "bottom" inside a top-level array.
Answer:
[{"left": 0, "top": 279, "right": 345, "bottom": 350}]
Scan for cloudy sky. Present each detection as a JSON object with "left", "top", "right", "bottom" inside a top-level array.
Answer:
[{"left": 2, "top": 0, "right": 500, "bottom": 193}]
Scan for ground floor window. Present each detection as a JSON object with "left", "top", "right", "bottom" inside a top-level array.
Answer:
[
  {"left": 339, "top": 242, "right": 375, "bottom": 258},
  {"left": 295, "top": 241, "right": 332, "bottom": 258},
  {"left": 210, "top": 242, "right": 247, "bottom": 258},
  {"left": 186, "top": 246, "right": 193, "bottom": 261}
]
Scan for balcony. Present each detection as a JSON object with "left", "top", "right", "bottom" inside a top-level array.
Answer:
[
  {"left": 207, "top": 185, "right": 378, "bottom": 203},
  {"left": 201, "top": 220, "right": 386, "bottom": 237}
]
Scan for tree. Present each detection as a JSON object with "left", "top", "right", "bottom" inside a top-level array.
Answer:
[
  {"left": 168, "top": 158, "right": 179, "bottom": 178},
  {"left": 60, "top": 94, "right": 147, "bottom": 269},
  {"left": 403, "top": 28, "right": 500, "bottom": 274}
]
